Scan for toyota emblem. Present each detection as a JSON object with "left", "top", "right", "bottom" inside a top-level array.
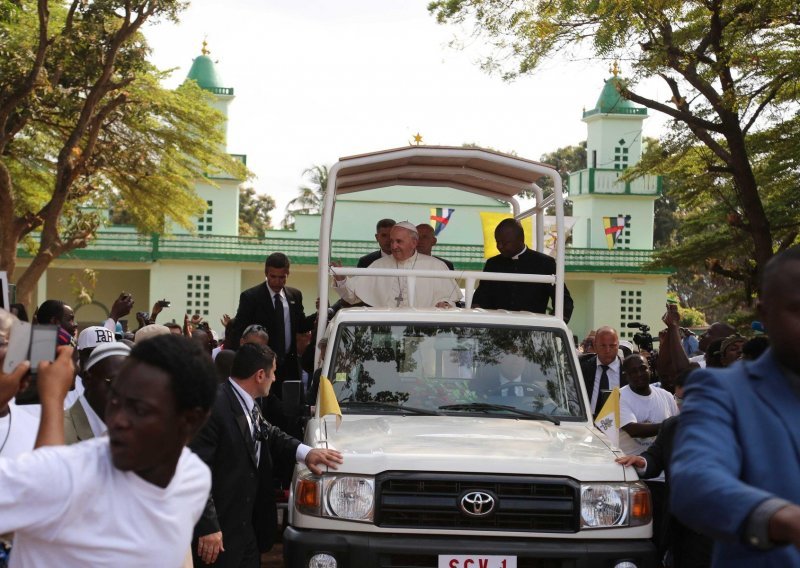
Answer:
[{"left": 459, "top": 490, "right": 496, "bottom": 517}]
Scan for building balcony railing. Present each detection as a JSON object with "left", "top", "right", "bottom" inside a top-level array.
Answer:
[
  {"left": 582, "top": 106, "right": 647, "bottom": 118},
  {"left": 18, "top": 232, "right": 670, "bottom": 274},
  {"left": 568, "top": 167, "right": 662, "bottom": 196}
]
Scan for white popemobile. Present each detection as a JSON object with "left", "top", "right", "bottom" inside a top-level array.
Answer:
[{"left": 283, "top": 146, "right": 657, "bottom": 568}]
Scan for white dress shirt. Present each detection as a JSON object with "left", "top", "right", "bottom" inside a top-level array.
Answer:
[{"left": 228, "top": 378, "right": 310, "bottom": 465}]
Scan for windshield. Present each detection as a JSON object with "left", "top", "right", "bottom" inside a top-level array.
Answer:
[{"left": 328, "top": 323, "right": 585, "bottom": 420}]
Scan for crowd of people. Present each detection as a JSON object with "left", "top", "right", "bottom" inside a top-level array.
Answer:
[{"left": 0, "top": 217, "right": 798, "bottom": 567}]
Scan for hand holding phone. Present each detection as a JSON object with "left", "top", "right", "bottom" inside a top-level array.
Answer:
[
  {"left": 36, "top": 346, "right": 75, "bottom": 406},
  {"left": 4, "top": 321, "right": 59, "bottom": 405},
  {"left": 0, "top": 359, "right": 31, "bottom": 408}
]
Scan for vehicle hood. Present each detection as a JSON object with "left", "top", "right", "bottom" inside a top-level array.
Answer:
[{"left": 306, "top": 414, "right": 628, "bottom": 481}]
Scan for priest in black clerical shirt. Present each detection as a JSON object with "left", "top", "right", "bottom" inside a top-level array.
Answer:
[{"left": 472, "top": 218, "right": 574, "bottom": 323}]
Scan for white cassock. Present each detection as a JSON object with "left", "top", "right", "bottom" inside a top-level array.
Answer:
[{"left": 334, "top": 252, "right": 462, "bottom": 307}]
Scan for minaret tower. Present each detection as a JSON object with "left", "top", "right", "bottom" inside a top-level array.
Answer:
[
  {"left": 186, "top": 40, "right": 235, "bottom": 149},
  {"left": 568, "top": 63, "right": 661, "bottom": 252}
]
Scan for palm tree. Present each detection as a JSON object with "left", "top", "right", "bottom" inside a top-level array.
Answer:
[{"left": 282, "top": 164, "right": 329, "bottom": 229}]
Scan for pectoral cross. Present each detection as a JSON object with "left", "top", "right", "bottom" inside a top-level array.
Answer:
[{"left": 395, "top": 292, "right": 403, "bottom": 307}]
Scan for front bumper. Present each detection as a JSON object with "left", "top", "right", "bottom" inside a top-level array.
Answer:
[{"left": 283, "top": 527, "right": 658, "bottom": 568}]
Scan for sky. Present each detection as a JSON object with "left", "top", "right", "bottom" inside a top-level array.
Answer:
[{"left": 143, "top": 0, "right": 669, "bottom": 224}]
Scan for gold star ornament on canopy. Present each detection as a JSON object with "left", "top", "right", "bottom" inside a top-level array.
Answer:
[{"left": 410, "top": 132, "right": 423, "bottom": 146}]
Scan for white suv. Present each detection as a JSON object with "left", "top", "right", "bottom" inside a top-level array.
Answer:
[{"left": 284, "top": 308, "right": 656, "bottom": 568}]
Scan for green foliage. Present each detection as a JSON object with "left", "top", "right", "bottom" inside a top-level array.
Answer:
[
  {"left": 238, "top": 186, "right": 275, "bottom": 238},
  {"left": 283, "top": 164, "right": 329, "bottom": 229},
  {"left": 679, "top": 307, "right": 707, "bottom": 328},
  {"left": 0, "top": 0, "right": 247, "bottom": 303},
  {"left": 429, "top": 0, "right": 800, "bottom": 305}
]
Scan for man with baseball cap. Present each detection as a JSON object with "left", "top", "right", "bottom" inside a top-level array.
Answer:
[
  {"left": 62, "top": 325, "right": 117, "bottom": 410},
  {"left": 64, "top": 341, "right": 130, "bottom": 443}
]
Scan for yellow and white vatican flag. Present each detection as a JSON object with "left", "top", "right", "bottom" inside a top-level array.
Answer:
[
  {"left": 594, "top": 387, "right": 621, "bottom": 447},
  {"left": 318, "top": 375, "right": 342, "bottom": 430}
]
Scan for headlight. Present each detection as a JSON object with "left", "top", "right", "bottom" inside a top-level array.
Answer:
[
  {"left": 295, "top": 473, "right": 375, "bottom": 522},
  {"left": 580, "top": 482, "right": 651, "bottom": 529},
  {"left": 324, "top": 476, "right": 375, "bottom": 521}
]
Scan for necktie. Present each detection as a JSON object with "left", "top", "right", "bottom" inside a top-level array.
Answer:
[
  {"left": 273, "top": 293, "right": 286, "bottom": 356},
  {"left": 250, "top": 404, "right": 262, "bottom": 452},
  {"left": 595, "top": 365, "right": 610, "bottom": 414},
  {"left": 599, "top": 365, "right": 610, "bottom": 391}
]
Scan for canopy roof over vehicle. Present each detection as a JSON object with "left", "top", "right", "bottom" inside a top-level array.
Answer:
[
  {"left": 333, "top": 146, "right": 555, "bottom": 208},
  {"left": 316, "top": 146, "right": 568, "bottom": 338}
]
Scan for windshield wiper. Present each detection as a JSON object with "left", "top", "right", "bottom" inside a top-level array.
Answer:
[
  {"left": 339, "top": 400, "right": 443, "bottom": 416},
  {"left": 438, "top": 403, "right": 560, "bottom": 425}
]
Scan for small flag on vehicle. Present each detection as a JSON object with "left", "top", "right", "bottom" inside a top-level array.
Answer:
[
  {"left": 318, "top": 375, "right": 342, "bottom": 430},
  {"left": 594, "top": 387, "right": 621, "bottom": 447}
]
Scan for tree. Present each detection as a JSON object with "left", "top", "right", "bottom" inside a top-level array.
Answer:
[
  {"left": 539, "top": 141, "right": 585, "bottom": 217},
  {"left": 282, "top": 164, "right": 328, "bottom": 229},
  {"left": 0, "top": 1, "right": 247, "bottom": 306},
  {"left": 429, "top": 0, "right": 800, "bottom": 296},
  {"left": 238, "top": 186, "right": 275, "bottom": 238}
]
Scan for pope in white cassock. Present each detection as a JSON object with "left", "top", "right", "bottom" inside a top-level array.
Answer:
[{"left": 333, "top": 221, "right": 462, "bottom": 308}]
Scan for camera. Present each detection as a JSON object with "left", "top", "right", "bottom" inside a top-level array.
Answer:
[{"left": 626, "top": 321, "right": 654, "bottom": 353}]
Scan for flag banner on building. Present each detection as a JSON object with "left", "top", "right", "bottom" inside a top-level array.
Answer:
[
  {"left": 594, "top": 387, "right": 621, "bottom": 447},
  {"left": 602, "top": 215, "right": 630, "bottom": 249},
  {"left": 479, "top": 212, "right": 577, "bottom": 259},
  {"left": 318, "top": 375, "right": 342, "bottom": 430},
  {"left": 429, "top": 207, "right": 455, "bottom": 236}
]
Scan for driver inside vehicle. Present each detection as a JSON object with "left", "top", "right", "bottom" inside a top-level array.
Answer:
[{"left": 475, "top": 352, "right": 547, "bottom": 398}]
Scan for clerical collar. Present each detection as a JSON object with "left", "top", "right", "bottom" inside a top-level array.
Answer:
[{"left": 511, "top": 246, "right": 527, "bottom": 260}]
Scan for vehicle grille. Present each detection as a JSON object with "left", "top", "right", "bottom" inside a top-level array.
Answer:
[{"left": 376, "top": 473, "right": 579, "bottom": 532}]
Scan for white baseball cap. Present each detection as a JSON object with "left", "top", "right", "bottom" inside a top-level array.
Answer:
[
  {"left": 77, "top": 326, "right": 116, "bottom": 350},
  {"left": 85, "top": 341, "right": 131, "bottom": 371}
]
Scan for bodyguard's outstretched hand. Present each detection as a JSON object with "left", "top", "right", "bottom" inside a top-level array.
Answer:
[
  {"left": 615, "top": 455, "right": 645, "bottom": 469},
  {"left": 305, "top": 448, "right": 344, "bottom": 475}
]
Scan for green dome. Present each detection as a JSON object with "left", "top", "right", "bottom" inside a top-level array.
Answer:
[
  {"left": 186, "top": 55, "right": 232, "bottom": 95},
  {"left": 584, "top": 76, "right": 646, "bottom": 118}
]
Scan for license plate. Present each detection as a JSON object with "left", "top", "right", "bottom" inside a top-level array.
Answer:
[{"left": 438, "top": 555, "right": 516, "bottom": 568}]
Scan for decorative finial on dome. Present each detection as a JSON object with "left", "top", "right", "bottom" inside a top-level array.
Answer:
[
  {"left": 610, "top": 60, "right": 620, "bottom": 77},
  {"left": 201, "top": 39, "right": 210, "bottom": 56},
  {"left": 410, "top": 132, "right": 424, "bottom": 146}
]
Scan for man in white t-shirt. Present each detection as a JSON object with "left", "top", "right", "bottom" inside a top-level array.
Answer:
[
  {"left": 0, "top": 334, "right": 218, "bottom": 567},
  {"left": 619, "top": 353, "right": 679, "bottom": 459}
]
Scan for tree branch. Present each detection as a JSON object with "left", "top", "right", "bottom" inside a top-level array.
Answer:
[
  {"left": 0, "top": 0, "right": 50, "bottom": 153},
  {"left": 743, "top": 77, "right": 788, "bottom": 134}
]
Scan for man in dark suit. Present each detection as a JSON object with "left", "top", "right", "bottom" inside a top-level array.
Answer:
[
  {"left": 579, "top": 326, "right": 627, "bottom": 416},
  {"left": 472, "top": 218, "right": 574, "bottom": 322},
  {"left": 671, "top": 246, "right": 800, "bottom": 567},
  {"left": 357, "top": 218, "right": 395, "bottom": 267},
  {"left": 416, "top": 223, "right": 455, "bottom": 270},
  {"left": 226, "top": 252, "right": 313, "bottom": 385},
  {"left": 191, "top": 344, "right": 343, "bottom": 567},
  {"left": 616, "top": 368, "right": 712, "bottom": 568}
]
